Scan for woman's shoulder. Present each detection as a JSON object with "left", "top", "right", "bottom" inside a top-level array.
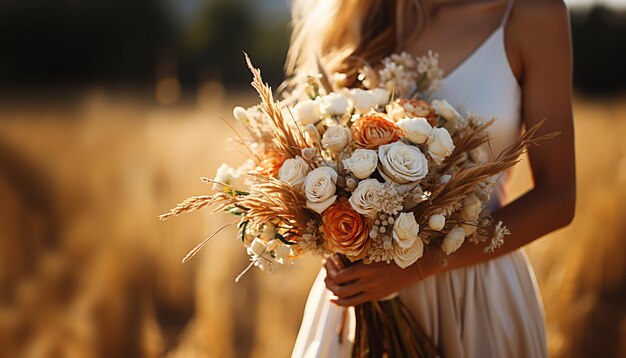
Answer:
[
  {"left": 509, "top": 0, "right": 569, "bottom": 32},
  {"left": 507, "top": 0, "right": 571, "bottom": 76}
]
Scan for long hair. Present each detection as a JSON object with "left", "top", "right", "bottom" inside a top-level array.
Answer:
[{"left": 285, "top": 0, "right": 429, "bottom": 90}]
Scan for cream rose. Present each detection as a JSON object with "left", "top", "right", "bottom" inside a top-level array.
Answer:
[
  {"left": 397, "top": 117, "right": 433, "bottom": 144},
  {"left": 432, "top": 99, "right": 462, "bottom": 122},
  {"left": 349, "top": 88, "right": 377, "bottom": 114},
  {"left": 428, "top": 213, "right": 446, "bottom": 231},
  {"left": 441, "top": 225, "right": 465, "bottom": 255},
  {"left": 348, "top": 179, "right": 384, "bottom": 218},
  {"left": 293, "top": 98, "right": 322, "bottom": 125},
  {"left": 392, "top": 212, "right": 419, "bottom": 249},
  {"left": 321, "top": 92, "right": 351, "bottom": 115},
  {"left": 378, "top": 142, "right": 429, "bottom": 184},
  {"left": 460, "top": 194, "right": 481, "bottom": 236},
  {"left": 321, "top": 125, "right": 351, "bottom": 153},
  {"left": 304, "top": 167, "right": 338, "bottom": 214},
  {"left": 343, "top": 149, "right": 378, "bottom": 179},
  {"left": 278, "top": 156, "right": 310, "bottom": 189},
  {"left": 372, "top": 87, "right": 391, "bottom": 107},
  {"left": 394, "top": 236, "right": 424, "bottom": 269},
  {"left": 427, "top": 127, "right": 455, "bottom": 164}
]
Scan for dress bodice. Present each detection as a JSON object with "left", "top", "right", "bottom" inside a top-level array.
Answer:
[{"left": 435, "top": 26, "right": 522, "bottom": 158}]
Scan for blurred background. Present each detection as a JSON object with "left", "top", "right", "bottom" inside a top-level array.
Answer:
[{"left": 1, "top": 0, "right": 625, "bottom": 357}]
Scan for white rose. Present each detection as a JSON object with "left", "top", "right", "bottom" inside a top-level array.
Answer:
[
  {"left": 348, "top": 179, "right": 384, "bottom": 218},
  {"left": 441, "top": 225, "right": 465, "bottom": 255},
  {"left": 321, "top": 92, "right": 351, "bottom": 115},
  {"left": 378, "top": 142, "right": 429, "bottom": 184},
  {"left": 371, "top": 87, "right": 391, "bottom": 107},
  {"left": 392, "top": 212, "right": 419, "bottom": 249},
  {"left": 394, "top": 236, "right": 424, "bottom": 269},
  {"left": 349, "top": 88, "right": 377, "bottom": 114},
  {"left": 293, "top": 98, "right": 322, "bottom": 125},
  {"left": 212, "top": 163, "right": 236, "bottom": 191},
  {"left": 278, "top": 156, "right": 310, "bottom": 189},
  {"left": 432, "top": 99, "right": 462, "bottom": 122},
  {"left": 427, "top": 127, "right": 455, "bottom": 164},
  {"left": 343, "top": 149, "right": 378, "bottom": 179},
  {"left": 304, "top": 167, "right": 338, "bottom": 214},
  {"left": 396, "top": 117, "right": 433, "bottom": 144},
  {"left": 428, "top": 213, "right": 445, "bottom": 231},
  {"left": 321, "top": 125, "right": 351, "bottom": 153},
  {"left": 460, "top": 194, "right": 482, "bottom": 236}
]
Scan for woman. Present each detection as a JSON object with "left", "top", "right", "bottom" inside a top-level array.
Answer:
[{"left": 288, "top": 0, "right": 575, "bottom": 357}]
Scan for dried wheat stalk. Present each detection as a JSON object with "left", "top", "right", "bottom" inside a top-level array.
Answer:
[
  {"left": 244, "top": 53, "right": 308, "bottom": 158},
  {"left": 413, "top": 119, "right": 559, "bottom": 224}
]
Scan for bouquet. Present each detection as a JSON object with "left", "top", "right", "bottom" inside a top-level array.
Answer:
[{"left": 160, "top": 52, "right": 555, "bottom": 357}]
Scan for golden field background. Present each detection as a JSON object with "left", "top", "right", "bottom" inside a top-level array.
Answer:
[{"left": 1, "top": 90, "right": 625, "bottom": 357}]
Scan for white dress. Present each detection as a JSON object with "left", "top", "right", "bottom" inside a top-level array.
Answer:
[{"left": 291, "top": 3, "right": 549, "bottom": 357}]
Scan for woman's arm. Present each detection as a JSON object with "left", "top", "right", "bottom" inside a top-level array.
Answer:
[{"left": 325, "top": 0, "right": 576, "bottom": 306}]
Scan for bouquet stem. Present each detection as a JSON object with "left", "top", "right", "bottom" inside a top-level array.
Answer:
[{"left": 337, "top": 255, "right": 440, "bottom": 358}]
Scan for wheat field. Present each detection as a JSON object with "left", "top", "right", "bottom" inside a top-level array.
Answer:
[{"left": 0, "top": 90, "right": 625, "bottom": 357}]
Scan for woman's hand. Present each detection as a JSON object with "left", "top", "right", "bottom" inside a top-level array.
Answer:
[{"left": 323, "top": 255, "right": 435, "bottom": 307}]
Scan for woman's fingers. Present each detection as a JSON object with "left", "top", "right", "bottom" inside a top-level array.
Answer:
[
  {"left": 333, "top": 262, "right": 367, "bottom": 284},
  {"left": 332, "top": 292, "right": 370, "bottom": 307},
  {"left": 325, "top": 278, "right": 365, "bottom": 299}
]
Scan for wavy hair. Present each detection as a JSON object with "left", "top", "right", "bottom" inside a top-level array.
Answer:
[{"left": 285, "top": 0, "right": 429, "bottom": 89}]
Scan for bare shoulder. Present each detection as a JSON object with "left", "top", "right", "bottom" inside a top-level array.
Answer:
[
  {"left": 508, "top": 0, "right": 570, "bottom": 40},
  {"left": 507, "top": 0, "right": 571, "bottom": 72}
]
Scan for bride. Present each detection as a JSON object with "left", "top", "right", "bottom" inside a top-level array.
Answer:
[{"left": 286, "top": 0, "right": 576, "bottom": 357}]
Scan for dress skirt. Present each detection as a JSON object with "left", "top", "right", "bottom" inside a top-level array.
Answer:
[{"left": 291, "top": 249, "right": 548, "bottom": 358}]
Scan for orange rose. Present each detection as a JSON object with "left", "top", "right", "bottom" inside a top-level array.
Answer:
[
  {"left": 257, "top": 148, "right": 288, "bottom": 177},
  {"left": 387, "top": 99, "right": 438, "bottom": 126},
  {"left": 322, "top": 198, "right": 371, "bottom": 261},
  {"left": 351, "top": 113, "right": 401, "bottom": 150}
]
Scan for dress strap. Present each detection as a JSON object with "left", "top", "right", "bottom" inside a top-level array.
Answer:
[{"left": 500, "top": 0, "right": 515, "bottom": 27}]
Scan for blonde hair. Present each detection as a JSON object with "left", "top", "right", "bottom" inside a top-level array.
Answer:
[{"left": 285, "top": 0, "right": 429, "bottom": 90}]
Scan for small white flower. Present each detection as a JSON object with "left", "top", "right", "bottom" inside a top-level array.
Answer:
[
  {"left": 321, "top": 92, "right": 352, "bottom": 115},
  {"left": 427, "top": 127, "right": 455, "bottom": 164},
  {"left": 378, "top": 142, "right": 429, "bottom": 184},
  {"left": 348, "top": 179, "right": 384, "bottom": 218},
  {"left": 349, "top": 88, "right": 377, "bottom": 114},
  {"left": 248, "top": 237, "right": 266, "bottom": 258},
  {"left": 321, "top": 125, "right": 351, "bottom": 153},
  {"left": 460, "top": 194, "right": 482, "bottom": 236},
  {"left": 274, "top": 244, "right": 291, "bottom": 264},
  {"left": 293, "top": 98, "right": 322, "bottom": 125},
  {"left": 470, "top": 146, "right": 489, "bottom": 164},
  {"left": 260, "top": 222, "right": 276, "bottom": 241},
  {"left": 371, "top": 87, "right": 391, "bottom": 107},
  {"left": 343, "top": 149, "right": 378, "bottom": 179},
  {"left": 232, "top": 106, "right": 249, "bottom": 122},
  {"left": 394, "top": 235, "right": 424, "bottom": 269},
  {"left": 428, "top": 213, "right": 445, "bottom": 231},
  {"left": 392, "top": 212, "right": 419, "bottom": 249},
  {"left": 441, "top": 226, "right": 465, "bottom": 255},
  {"left": 212, "top": 163, "right": 236, "bottom": 191},
  {"left": 440, "top": 174, "right": 452, "bottom": 184},
  {"left": 432, "top": 99, "right": 462, "bottom": 122},
  {"left": 278, "top": 156, "right": 310, "bottom": 189},
  {"left": 397, "top": 117, "right": 433, "bottom": 144},
  {"left": 304, "top": 167, "right": 338, "bottom": 214}
]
